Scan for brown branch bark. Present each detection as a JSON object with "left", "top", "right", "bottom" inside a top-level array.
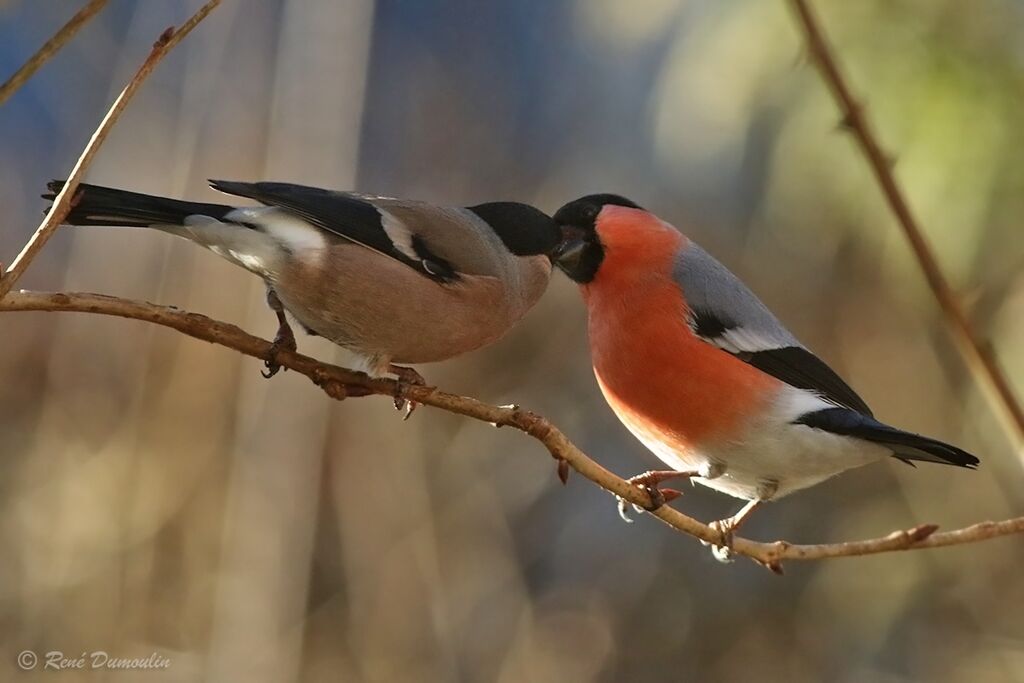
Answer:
[
  {"left": 4, "top": 289, "right": 1022, "bottom": 573},
  {"left": 0, "top": 0, "right": 222, "bottom": 301},
  {"left": 788, "top": 0, "right": 1024, "bottom": 451},
  {"left": 0, "top": 0, "right": 109, "bottom": 107}
]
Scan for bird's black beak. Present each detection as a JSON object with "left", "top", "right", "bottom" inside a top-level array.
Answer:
[
  {"left": 552, "top": 228, "right": 602, "bottom": 283},
  {"left": 552, "top": 237, "right": 587, "bottom": 275}
]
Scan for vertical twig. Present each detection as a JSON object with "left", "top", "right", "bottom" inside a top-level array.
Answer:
[
  {"left": 0, "top": 0, "right": 223, "bottom": 301},
  {"left": 788, "top": 0, "right": 1024, "bottom": 452},
  {"left": 0, "top": 0, "right": 109, "bottom": 106}
]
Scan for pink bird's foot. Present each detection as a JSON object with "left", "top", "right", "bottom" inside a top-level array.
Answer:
[
  {"left": 388, "top": 364, "right": 426, "bottom": 420},
  {"left": 617, "top": 469, "right": 699, "bottom": 523}
]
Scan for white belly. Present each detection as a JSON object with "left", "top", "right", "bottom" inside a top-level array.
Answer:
[{"left": 621, "top": 386, "right": 889, "bottom": 501}]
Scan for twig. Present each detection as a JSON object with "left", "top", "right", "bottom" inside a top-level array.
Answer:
[
  {"left": 0, "top": 0, "right": 222, "bottom": 301},
  {"left": 787, "top": 0, "right": 1024, "bottom": 451},
  {"left": 0, "top": 0, "right": 109, "bottom": 107},
  {"left": 4, "top": 289, "right": 1023, "bottom": 573}
]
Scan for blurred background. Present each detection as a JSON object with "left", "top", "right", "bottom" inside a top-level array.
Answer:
[{"left": 1, "top": 1, "right": 1023, "bottom": 681}]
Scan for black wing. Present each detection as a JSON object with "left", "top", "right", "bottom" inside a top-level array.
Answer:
[
  {"left": 741, "top": 345, "right": 874, "bottom": 417},
  {"left": 209, "top": 180, "right": 457, "bottom": 283}
]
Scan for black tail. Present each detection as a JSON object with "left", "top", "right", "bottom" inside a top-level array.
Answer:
[
  {"left": 795, "top": 408, "right": 980, "bottom": 468},
  {"left": 44, "top": 180, "right": 234, "bottom": 227}
]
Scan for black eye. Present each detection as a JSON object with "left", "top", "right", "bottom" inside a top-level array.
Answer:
[{"left": 583, "top": 205, "right": 599, "bottom": 220}]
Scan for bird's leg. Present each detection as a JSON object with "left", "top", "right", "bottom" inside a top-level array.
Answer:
[
  {"left": 705, "top": 499, "right": 763, "bottom": 563},
  {"left": 617, "top": 469, "right": 700, "bottom": 523},
  {"left": 697, "top": 461, "right": 726, "bottom": 482},
  {"left": 388, "top": 364, "right": 426, "bottom": 420},
  {"left": 263, "top": 288, "right": 297, "bottom": 379}
]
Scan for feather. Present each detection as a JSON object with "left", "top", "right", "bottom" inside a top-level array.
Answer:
[
  {"left": 743, "top": 346, "right": 873, "bottom": 416},
  {"left": 208, "top": 180, "right": 459, "bottom": 283},
  {"left": 795, "top": 408, "right": 979, "bottom": 468},
  {"left": 674, "top": 242, "right": 873, "bottom": 415},
  {"left": 46, "top": 180, "right": 233, "bottom": 227}
]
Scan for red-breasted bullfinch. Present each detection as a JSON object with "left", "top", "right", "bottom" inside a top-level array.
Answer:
[
  {"left": 45, "top": 180, "right": 560, "bottom": 411},
  {"left": 552, "top": 194, "right": 978, "bottom": 558}
]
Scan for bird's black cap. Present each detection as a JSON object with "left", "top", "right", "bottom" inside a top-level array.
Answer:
[
  {"left": 552, "top": 194, "right": 642, "bottom": 230},
  {"left": 467, "top": 202, "right": 562, "bottom": 257}
]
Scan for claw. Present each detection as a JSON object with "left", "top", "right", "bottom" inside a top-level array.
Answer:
[
  {"left": 389, "top": 364, "right": 426, "bottom": 386},
  {"left": 701, "top": 499, "right": 762, "bottom": 563},
  {"left": 708, "top": 519, "right": 736, "bottom": 563},
  {"left": 617, "top": 497, "right": 637, "bottom": 524},
  {"left": 388, "top": 364, "right": 426, "bottom": 419},
  {"left": 615, "top": 469, "right": 698, "bottom": 523},
  {"left": 614, "top": 497, "right": 638, "bottom": 524},
  {"left": 392, "top": 385, "right": 416, "bottom": 419},
  {"left": 616, "top": 485, "right": 660, "bottom": 523}
]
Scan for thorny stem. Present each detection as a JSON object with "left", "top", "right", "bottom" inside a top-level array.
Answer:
[{"left": 788, "top": 0, "right": 1024, "bottom": 453}]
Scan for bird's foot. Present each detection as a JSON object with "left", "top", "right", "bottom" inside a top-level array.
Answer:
[
  {"left": 616, "top": 469, "right": 697, "bottom": 523},
  {"left": 262, "top": 314, "right": 297, "bottom": 378},
  {"left": 388, "top": 364, "right": 426, "bottom": 420},
  {"left": 704, "top": 518, "right": 738, "bottom": 563},
  {"left": 311, "top": 368, "right": 374, "bottom": 401},
  {"left": 262, "top": 289, "right": 296, "bottom": 378},
  {"left": 699, "top": 499, "right": 762, "bottom": 563}
]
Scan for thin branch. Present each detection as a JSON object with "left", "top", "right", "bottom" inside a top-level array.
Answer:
[
  {"left": 0, "top": 0, "right": 109, "bottom": 107},
  {"left": 787, "top": 0, "right": 1024, "bottom": 452},
  {"left": 4, "top": 289, "right": 1023, "bottom": 573},
  {"left": 0, "top": 0, "right": 222, "bottom": 301}
]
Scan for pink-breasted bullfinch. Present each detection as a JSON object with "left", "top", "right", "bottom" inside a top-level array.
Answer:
[
  {"left": 45, "top": 180, "right": 560, "bottom": 409},
  {"left": 552, "top": 194, "right": 978, "bottom": 558}
]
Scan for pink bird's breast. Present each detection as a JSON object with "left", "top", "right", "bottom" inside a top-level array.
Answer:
[{"left": 581, "top": 231, "right": 778, "bottom": 457}]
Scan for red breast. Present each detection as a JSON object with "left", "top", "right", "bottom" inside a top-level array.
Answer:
[{"left": 581, "top": 206, "right": 778, "bottom": 449}]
